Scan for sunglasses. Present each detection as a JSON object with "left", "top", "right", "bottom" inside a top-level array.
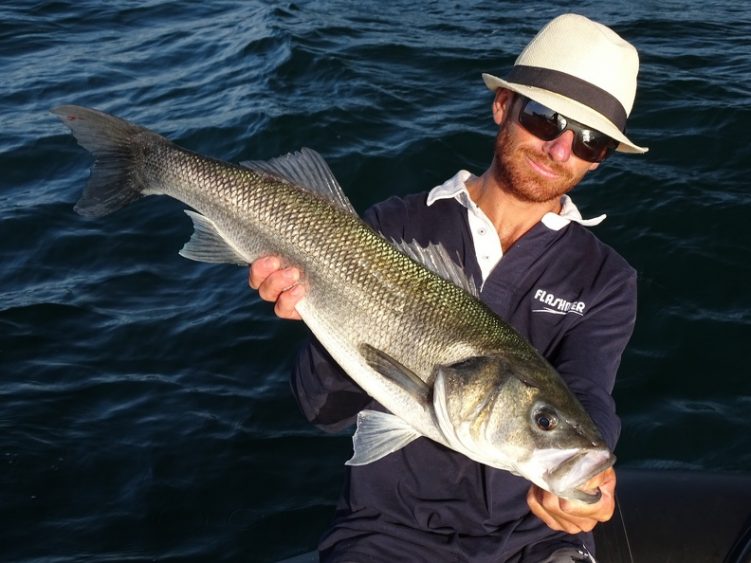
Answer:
[{"left": 515, "top": 96, "right": 619, "bottom": 163}]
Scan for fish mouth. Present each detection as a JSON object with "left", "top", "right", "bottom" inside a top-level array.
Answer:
[{"left": 547, "top": 449, "right": 616, "bottom": 504}]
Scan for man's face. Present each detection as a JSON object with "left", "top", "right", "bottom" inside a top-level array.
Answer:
[{"left": 493, "top": 94, "right": 599, "bottom": 204}]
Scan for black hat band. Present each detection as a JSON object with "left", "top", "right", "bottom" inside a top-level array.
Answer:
[{"left": 506, "top": 65, "right": 628, "bottom": 131}]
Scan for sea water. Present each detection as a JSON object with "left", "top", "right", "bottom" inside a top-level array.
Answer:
[{"left": 2, "top": 1, "right": 750, "bottom": 560}]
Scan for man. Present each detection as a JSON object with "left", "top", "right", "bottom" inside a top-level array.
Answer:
[{"left": 251, "top": 13, "right": 646, "bottom": 563}]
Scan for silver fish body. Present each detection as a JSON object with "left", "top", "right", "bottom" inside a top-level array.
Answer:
[{"left": 53, "top": 105, "right": 614, "bottom": 502}]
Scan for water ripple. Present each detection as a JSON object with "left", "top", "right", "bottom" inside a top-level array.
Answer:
[{"left": 2, "top": 1, "right": 751, "bottom": 560}]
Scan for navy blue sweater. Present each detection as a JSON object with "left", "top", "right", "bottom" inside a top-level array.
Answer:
[{"left": 291, "top": 191, "right": 637, "bottom": 562}]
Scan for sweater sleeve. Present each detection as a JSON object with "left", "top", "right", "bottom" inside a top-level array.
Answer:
[
  {"left": 548, "top": 265, "right": 637, "bottom": 450},
  {"left": 290, "top": 338, "right": 374, "bottom": 432},
  {"left": 289, "top": 200, "right": 405, "bottom": 431}
]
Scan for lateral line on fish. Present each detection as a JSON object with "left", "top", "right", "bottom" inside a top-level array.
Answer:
[{"left": 52, "top": 103, "right": 616, "bottom": 502}]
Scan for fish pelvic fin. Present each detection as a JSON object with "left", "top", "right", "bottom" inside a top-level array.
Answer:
[
  {"left": 52, "top": 105, "right": 161, "bottom": 218},
  {"left": 240, "top": 148, "right": 356, "bottom": 215},
  {"left": 179, "top": 210, "right": 248, "bottom": 264},
  {"left": 345, "top": 409, "right": 421, "bottom": 466}
]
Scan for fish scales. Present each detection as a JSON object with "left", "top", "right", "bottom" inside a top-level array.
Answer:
[
  {"left": 149, "top": 142, "right": 509, "bottom": 378},
  {"left": 149, "top": 138, "right": 524, "bottom": 423},
  {"left": 54, "top": 105, "right": 615, "bottom": 503}
]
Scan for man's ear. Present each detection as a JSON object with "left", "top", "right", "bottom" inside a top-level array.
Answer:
[{"left": 492, "top": 89, "right": 516, "bottom": 126}]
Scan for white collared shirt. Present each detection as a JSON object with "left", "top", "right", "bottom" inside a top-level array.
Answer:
[{"left": 426, "top": 170, "right": 606, "bottom": 282}]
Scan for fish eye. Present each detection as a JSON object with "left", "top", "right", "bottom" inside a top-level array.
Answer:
[{"left": 534, "top": 409, "right": 558, "bottom": 431}]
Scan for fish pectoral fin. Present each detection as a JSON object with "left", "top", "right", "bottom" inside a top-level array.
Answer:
[
  {"left": 359, "top": 343, "right": 430, "bottom": 404},
  {"left": 345, "top": 409, "right": 422, "bottom": 466},
  {"left": 179, "top": 210, "right": 248, "bottom": 265}
]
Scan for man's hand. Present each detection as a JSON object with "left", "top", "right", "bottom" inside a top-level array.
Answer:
[
  {"left": 527, "top": 467, "right": 616, "bottom": 534},
  {"left": 249, "top": 256, "right": 305, "bottom": 320}
]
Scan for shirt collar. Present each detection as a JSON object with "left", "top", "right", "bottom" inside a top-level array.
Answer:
[{"left": 426, "top": 170, "right": 606, "bottom": 231}]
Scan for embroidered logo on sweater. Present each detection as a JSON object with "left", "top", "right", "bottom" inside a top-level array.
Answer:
[{"left": 532, "top": 289, "right": 586, "bottom": 316}]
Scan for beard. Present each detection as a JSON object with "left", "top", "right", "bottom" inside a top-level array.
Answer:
[{"left": 493, "top": 125, "right": 582, "bottom": 204}]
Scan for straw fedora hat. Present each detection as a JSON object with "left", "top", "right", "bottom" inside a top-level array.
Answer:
[{"left": 482, "top": 14, "right": 648, "bottom": 154}]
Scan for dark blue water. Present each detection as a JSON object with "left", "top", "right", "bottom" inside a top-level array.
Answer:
[{"left": 2, "top": 1, "right": 750, "bottom": 561}]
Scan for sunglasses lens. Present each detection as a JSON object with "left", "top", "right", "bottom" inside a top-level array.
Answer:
[
  {"left": 517, "top": 97, "right": 618, "bottom": 163},
  {"left": 575, "top": 129, "right": 618, "bottom": 162},
  {"left": 518, "top": 100, "right": 563, "bottom": 141}
]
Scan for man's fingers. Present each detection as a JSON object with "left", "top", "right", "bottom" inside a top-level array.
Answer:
[
  {"left": 530, "top": 490, "right": 594, "bottom": 533},
  {"left": 274, "top": 284, "right": 305, "bottom": 320},
  {"left": 527, "top": 476, "right": 615, "bottom": 535},
  {"left": 248, "top": 257, "right": 305, "bottom": 321},
  {"left": 249, "top": 256, "right": 300, "bottom": 302},
  {"left": 559, "top": 467, "right": 616, "bottom": 522},
  {"left": 527, "top": 486, "right": 565, "bottom": 532},
  {"left": 249, "top": 256, "right": 281, "bottom": 289},
  {"left": 257, "top": 268, "right": 300, "bottom": 302}
]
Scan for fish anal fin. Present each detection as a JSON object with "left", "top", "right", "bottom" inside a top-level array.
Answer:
[
  {"left": 345, "top": 409, "right": 421, "bottom": 466},
  {"left": 179, "top": 210, "right": 248, "bottom": 265}
]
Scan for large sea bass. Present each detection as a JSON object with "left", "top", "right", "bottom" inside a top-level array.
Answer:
[{"left": 53, "top": 105, "right": 614, "bottom": 502}]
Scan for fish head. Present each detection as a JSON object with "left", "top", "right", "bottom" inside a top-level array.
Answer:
[{"left": 433, "top": 352, "right": 615, "bottom": 503}]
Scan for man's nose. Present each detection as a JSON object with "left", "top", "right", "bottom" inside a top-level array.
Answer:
[{"left": 545, "top": 129, "right": 575, "bottom": 162}]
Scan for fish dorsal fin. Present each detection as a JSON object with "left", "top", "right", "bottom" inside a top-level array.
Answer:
[
  {"left": 391, "top": 239, "right": 479, "bottom": 297},
  {"left": 345, "top": 409, "right": 422, "bottom": 466},
  {"left": 241, "top": 148, "right": 356, "bottom": 215}
]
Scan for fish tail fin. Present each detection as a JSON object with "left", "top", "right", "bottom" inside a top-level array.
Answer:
[{"left": 52, "top": 105, "right": 160, "bottom": 218}]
